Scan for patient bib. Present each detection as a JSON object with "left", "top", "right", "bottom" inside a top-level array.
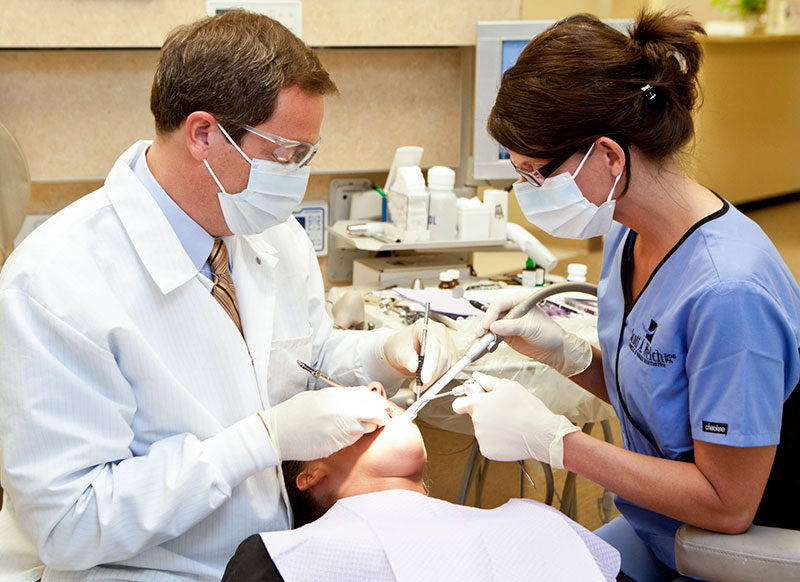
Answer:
[{"left": 261, "top": 490, "right": 619, "bottom": 581}]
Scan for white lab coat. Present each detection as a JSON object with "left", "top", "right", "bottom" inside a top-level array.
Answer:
[{"left": 0, "top": 141, "right": 402, "bottom": 581}]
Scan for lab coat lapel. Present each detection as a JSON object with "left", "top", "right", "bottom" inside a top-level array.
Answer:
[
  {"left": 107, "top": 142, "right": 258, "bottom": 406},
  {"left": 228, "top": 235, "right": 279, "bottom": 408},
  {"left": 105, "top": 141, "right": 199, "bottom": 295}
]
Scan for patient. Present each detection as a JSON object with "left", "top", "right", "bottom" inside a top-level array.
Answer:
[{"left": 223, "top": 384, "right": 620, "bottom": 582}]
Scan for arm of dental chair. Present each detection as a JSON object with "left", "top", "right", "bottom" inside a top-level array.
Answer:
[{"left": 675, "top": 524, "right": 800, "bottom": 582}]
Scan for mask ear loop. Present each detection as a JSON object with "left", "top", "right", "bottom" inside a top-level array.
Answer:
[
  {"left": 203, "top": 159, "right": 227, "bottom": 194},
  {"left": 204, "top": 121, "right": 253, "bottom": 195},
  {"left": 217, "top": 123, "right": 253, "bottom": 164},
  {"left": 606, "top": 167, "right": 624, "bottom": 203},
  {"left": 606, "top": 144, "right": 626, "bottom": 202},
  {"left": 571, "top": 142, "right": 596, "bottom": 178}
]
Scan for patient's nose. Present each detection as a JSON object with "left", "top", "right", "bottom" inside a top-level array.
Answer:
[{"left": 367, "top": 381, "right": 387, "bottom": 399}]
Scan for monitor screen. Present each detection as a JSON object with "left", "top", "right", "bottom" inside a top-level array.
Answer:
[{"left": 473, "top": 20, "right": 631, "bottom": 182}]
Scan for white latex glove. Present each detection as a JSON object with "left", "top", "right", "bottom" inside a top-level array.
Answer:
[
  {"left": 475, "top": 291, "right": 592, "bottom": 377},
  {"left": 259, "top": 387, "right": 391, "bottom": 461},
  {"left": 451, "top": 372, "right": 580, "bottom": 469},
  {"left": 382, "top": 318, "right": 457, "bottom": 391}
]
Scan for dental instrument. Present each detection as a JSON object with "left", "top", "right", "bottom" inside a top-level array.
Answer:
[
  {"left": 422, "top": 378, "right": 485, "bottom": 402},
  {"left": 402, "top": 281, "right": 597, "bottom": 422},
  {"left": 468, "top": 299, "right": 488, "bottom": 312},
  {"left": 415, "top": 302, "right": 430, "bottom": 401},
  {"left": 297, "top": 360, "right": 346, "bottom": 388}
]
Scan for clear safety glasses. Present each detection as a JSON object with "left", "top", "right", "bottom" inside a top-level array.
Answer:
[
  {"left": 511, "top": 154, "right": 572, "bottom": 187},
  {"left": 243, "top": 125, "right": 322, "bottom": 167}
]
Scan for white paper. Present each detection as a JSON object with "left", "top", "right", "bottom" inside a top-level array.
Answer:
[{"left": 393, "top": 288, "right": 484, "bottom": 317}]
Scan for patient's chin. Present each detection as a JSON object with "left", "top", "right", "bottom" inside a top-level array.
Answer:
[{"left": 365, "top": 417, "right": 426, "bottom": 476}]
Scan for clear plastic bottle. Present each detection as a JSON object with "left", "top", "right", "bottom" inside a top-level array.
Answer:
[{"left": 427, "top": 166, "right": 458, "bottom": 241}]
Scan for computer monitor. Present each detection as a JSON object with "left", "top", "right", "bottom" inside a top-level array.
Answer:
[{"left": 473, "top": 19, "right": 632, "bottom": 181}]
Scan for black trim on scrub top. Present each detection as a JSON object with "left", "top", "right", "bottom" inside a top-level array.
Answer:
[{"left": 612, "top": 195, "right": 729, "bottom": 459}]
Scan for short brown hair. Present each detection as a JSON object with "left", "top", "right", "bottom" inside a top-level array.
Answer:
[
  {"left": 150, "top": 10, "right": 337, "bottom": 142},
  {"left": 488, "top": 10, "right": 705, "bottom": 188}
]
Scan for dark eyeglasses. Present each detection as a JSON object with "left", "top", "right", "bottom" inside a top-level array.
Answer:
[{"left": 511, "top": 154, "right": 572, "bottom": 187}]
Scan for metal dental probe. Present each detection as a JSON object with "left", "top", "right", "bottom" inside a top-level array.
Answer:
[
  {"left": 414, "top": 302, "right": 431, "bottom": 402},
  {"left": 297, "top": 360, "right": 346, "bottom": 388},
  {"left": 401, "top": 281, "right": 598, "bottom": 422}
]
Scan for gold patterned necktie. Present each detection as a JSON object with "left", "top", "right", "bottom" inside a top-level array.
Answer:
[{"left": 208, "top": 239, "right": 243, "bottom": 335}]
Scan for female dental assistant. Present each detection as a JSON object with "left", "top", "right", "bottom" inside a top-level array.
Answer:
[{"left": 453, "top": 10, "right": 800, "bottom": 581}]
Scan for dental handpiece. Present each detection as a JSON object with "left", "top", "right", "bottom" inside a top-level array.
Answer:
[
  {"left": 465, "top": 281, "right": 599, "bottom": 363},
  {"left": 402, "top": 281, "right": 597, "bottom": 422}
]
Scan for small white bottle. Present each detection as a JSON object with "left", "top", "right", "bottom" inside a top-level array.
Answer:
[
  {"left": 521, "top": 258, "right": 536, "bottom": 287},
  {"left": 566, "top": 263, "right": 588, "bottom": 282},
  {"left": 426, "top": 166, "right": 458, "bottom": 241}
]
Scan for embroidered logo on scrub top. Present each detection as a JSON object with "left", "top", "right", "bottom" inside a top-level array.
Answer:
[{"left": 628, "top": 319, "right": 677, "bottom": 369}]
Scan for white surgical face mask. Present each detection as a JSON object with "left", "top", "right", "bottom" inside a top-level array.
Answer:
[
  {"left": 513, "top": 143, "right": 623, "bottom": 240},
  {"left": 204, "top": 124, "right": 310, "bottom": 235}
]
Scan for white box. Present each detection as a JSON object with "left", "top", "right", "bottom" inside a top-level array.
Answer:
[
  {"left": 456, "top": 197, "right": 491, "bottom": 240},
  {"left": 387, "top": 166, "right": 430, "bottom": 242},
  {"left": 349, "top": 189, "right": 383, "bottom": 221},
  {"left": 483, "top": 188, "right": 508, "bottom": 240}
]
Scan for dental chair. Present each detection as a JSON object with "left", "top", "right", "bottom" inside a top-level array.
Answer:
[
  {"left": 0, "top": 120, "right": 31, "bottom": 268},
  {"left": 675, "top": 524, "right": 800, "bottom": 581},
  {"left": 675, "top": 376, "right": 800, "bottom": 582},
  {"left": 0, "top": 119, "right": 41, "bottom": 581}
]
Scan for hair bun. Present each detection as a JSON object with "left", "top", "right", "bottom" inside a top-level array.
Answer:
[{"left": 629, "top": 9, "right": 705, "bottom": 79}]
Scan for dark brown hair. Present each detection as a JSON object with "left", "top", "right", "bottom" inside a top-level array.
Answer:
[
  {"left": 488, "top": 9, "right": 706, "bottom": 187},
  {"left": 150, "top": 10, "right": 338, "bottom": 143}
]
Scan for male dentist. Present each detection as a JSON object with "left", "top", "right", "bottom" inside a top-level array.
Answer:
[{"left": 0, "top": 10, "right": 454, "bottom": 581}]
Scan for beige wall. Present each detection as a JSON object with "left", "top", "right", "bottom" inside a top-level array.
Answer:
[
  {"left": 0, "top": 0, "right": 520, "bottom": 48},
  {"left": 522, "top": 0, "right": 614, "bottom": 19},
  {"left": 0, "top": 4, "right": 506, "bottom": 232},
  {"left": 0, "top": 1, "right": 519, "bottom": 219},
  {"left": 650, "top": 0, "right": 724, "bottom": 22},
  {"left": 521, "top": 0, "right": 734, "bottom": 21},
  {"left": 3, "top": 0, "right": 799, "bottom": 256},
  {"left": 692, "top": 35, "right": 800, "bottom": 203},
  {"left": 0, "top": 49, "right": 462, "bottom": 181}
]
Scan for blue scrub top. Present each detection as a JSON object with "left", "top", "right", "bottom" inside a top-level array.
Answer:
[{"left": 597, "top": 198, "right": 800, "bottom": 569}]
